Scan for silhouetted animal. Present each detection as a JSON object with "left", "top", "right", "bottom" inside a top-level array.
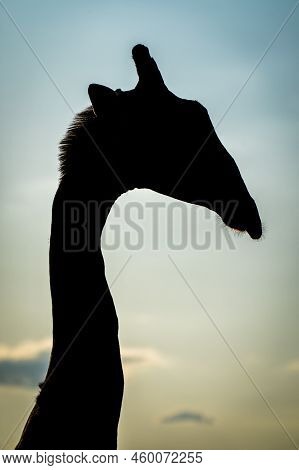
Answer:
[{"left": 16, "top": 45, "right": 262, "bottom": 450}]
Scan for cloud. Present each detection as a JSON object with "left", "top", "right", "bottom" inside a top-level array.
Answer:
[
  {"left": 162, "top": 411, "right": 213, "bottom": 425},
  {"left": 121, "top": 347, "right": 169, "bottom": 377},
  {"left": 0, "top": 339, "right": 167, "bottom": 386},
  {"left": 0, "top": 338, "right": 52, "bottom": 361},
  {"left": 121, "top": 347, "right": 167, "bottom": 366},
  {"left": 0, "top": 339, "right": 52, "bottom": 387},
  {"left": 0, "top": 354, "right": 49, "bottom": 387}
]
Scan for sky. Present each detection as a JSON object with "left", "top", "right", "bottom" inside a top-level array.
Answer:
[{"left": 0, "top": 0, "right": 298, "bottom": 449}]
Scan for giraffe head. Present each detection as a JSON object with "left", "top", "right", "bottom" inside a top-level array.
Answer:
[{"left": 62, "top": 45, "right": 262, "bottom": 240}]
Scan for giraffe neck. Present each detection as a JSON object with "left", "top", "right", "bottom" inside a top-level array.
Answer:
[
  {"left": 17, "top": 177, "right": 124, "bottom": 449},
  {"left": 46, "top": 178, "right": 120, "bottom": 376},
  {"left": 39, "top": 179, "right": 123, "bottom": 433}
]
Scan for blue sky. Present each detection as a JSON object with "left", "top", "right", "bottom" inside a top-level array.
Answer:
[{"left": 0, "top": 0, "right": 298, "bottom": 449}]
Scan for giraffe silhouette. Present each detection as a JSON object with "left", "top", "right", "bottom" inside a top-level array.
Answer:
[{"left": 16, "top": 45, "right": 262, "bottom": 450}]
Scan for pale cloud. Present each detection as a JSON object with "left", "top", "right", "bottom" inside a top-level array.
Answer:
[
  {"left": 0, "top": 339, "right": 167, "bottom": 367},
  {"left": 121, "top": 347, "right": 167, "bottom": 366},
  {"left": 0, "top": 339, "right": 168, "bottom": 385},
  {"left": 0, "top": 339, "right": 52, "bottom": 361},
  {"left": 121, "top": 346, "right": 169, "bottom": 377}
]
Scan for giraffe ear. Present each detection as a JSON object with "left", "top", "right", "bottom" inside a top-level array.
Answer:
[{"left": 88, "top": 84, "right": 116, "bottom": 117}]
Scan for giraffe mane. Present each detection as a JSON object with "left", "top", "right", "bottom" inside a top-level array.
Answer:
[{"left": 58, "top": 106, "right": 96, "bottom": 180}]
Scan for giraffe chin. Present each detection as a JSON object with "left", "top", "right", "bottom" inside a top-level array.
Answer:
[
  {"left": 247, "top": 224, "right": 263, "bottom": 240},
  {"left": 226, "top": 221, "right": 262, "bottom": 240}
]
